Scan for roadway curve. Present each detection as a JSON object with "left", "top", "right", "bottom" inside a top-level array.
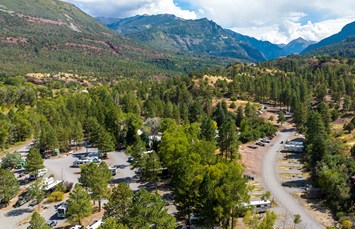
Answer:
[{"left": 262, "top": 130, "right": 324, "bottom": 229}]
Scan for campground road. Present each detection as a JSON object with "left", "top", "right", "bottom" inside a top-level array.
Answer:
[{"left": 262, "top": 130, "right": 324, "bottom": 229}]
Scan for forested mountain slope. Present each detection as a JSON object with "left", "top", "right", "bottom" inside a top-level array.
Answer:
[
  {"left": 99, "top": 14, "right": 287, "bottom": 62},
  {"left": 304, "top": 36, "right": 355, "bottom": 58},
  {"left": 0, "top": 0, "right": 227, "bottom": 78},
  {"left": 302, "top": 21, "right": 355, "bottom": 55}
]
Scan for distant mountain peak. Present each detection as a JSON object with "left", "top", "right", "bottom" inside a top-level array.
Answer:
[
  {"left": 98, "top": 14, "right": 287, "bottom": 61},
  {"left": 283, "top": 37, "right": 315, "bottom": 54}
]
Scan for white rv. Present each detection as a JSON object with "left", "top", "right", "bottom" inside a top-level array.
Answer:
[
  {"left": 249, "top": 199, "right": 271, "bottom": 213},
  {"left": 72, "top": 159, "right": 91, "bottom": 167},
  {"left": 86, "top": 219, "right": 102, "bottom": 229}
]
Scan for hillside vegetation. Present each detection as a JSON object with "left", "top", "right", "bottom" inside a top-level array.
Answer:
[
  {"left": 99, "top": 14, "right": 286, "bottom": 62},
  {"left": 0, "top": 0, "right": 227, "bottom": 78}
]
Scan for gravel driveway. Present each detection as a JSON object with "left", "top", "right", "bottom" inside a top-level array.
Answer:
[{"left": 262, "top": 130, "right": 325, "bottom": 229}]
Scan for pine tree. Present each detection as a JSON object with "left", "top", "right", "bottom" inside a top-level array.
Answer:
[
  {"left": 0, "top": 168, "right": 19, "bottom": 205},
  {"left": 25, "top": 148, "right": 44, "bottom": 176},
  {"left": 99, "top": 218, "right": 128, "bottom": 229},
  {"left": 128, "top": 189, "right": 176, "bottom": 229},
  {"left": 28, "top": 211, "right": 50, "bottom": 229},
  {"left": 66, "top": 184, "right": 92, "bottom": 225},
  {"left": 79, "top": 162, "right": 111, "bottom": 211},
  {"left": 28, "top": 178, "right": 45, "bottom": 210},
  {"left": 103, "top": 183, "right": 133, "bottom": 223},
  {"left": 1, "top": 152, "right": 22, "bottom": 169}
]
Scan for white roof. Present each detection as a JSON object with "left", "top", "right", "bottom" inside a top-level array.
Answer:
[{"left": 250, "top": 199, "right": 271, "bottom": 205}]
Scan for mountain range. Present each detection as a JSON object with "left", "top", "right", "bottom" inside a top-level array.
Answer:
[
  {"left": 98, "top": 15, "right": 292, "bottom": 61},
  {"left": 302, "top": 21, "right": 355, "bottom": 57},
  {"left": 0, "top": 0, "right": 353, "bottom": 78},
  {"left": 0, "top": 0, "right": 228, "bottom": 77}
]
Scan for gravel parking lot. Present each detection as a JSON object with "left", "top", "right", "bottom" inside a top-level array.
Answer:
[{"left": 0, "top": 147, "right": 146, "bottom": 229}]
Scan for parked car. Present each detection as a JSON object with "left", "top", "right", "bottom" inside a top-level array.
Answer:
[
  {"left": 261, "top": 138, "right": 271, "bottom": 143},
  {"left": 29, "top": 200, "right": 39, "bottom": 207},
  {"left": 13, "top": 192, "right": 30, "bottom": 208},
  {"left": 47, "top": 220, "right": 57, "bottom": 227},
  {"left": 244, "top": 174, "right": 255, "bottom": 181},
  {"left": 248, "top": 145, "right": 258, "bottom": 149},
  {"left": 256, "top": 142, "right": 265, "bottom": 147},
  {"left": 127, "top": 157, "right": 134, "bottom": 163}
]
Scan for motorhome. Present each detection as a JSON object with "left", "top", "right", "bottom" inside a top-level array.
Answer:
[
  {"left": 86, "top": 219, "right": 102, "bottom": 229},
  {"left": 72, "top": 159, "right": 91, "bottom": 167},
  {"left": 249, "top": 200, "right": 271, "bottom": 213},
  {"left": 57, "top": 203, "right": 68, "bottom": 218},
  {"left": 44, "top": 178, "right": 63, "bottom": 193}
]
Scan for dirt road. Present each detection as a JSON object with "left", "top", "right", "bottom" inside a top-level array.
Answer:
[{"left": 262, "top": 130, "right": 324, "bottom": 229}]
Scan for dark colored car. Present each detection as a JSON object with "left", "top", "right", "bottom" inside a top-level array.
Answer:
[
  {"left": 256, "top": 142, "right": 266, "bottom": 147},
  {"left": 13, "top": 192, "right": 30, "bottom": 208},
  {"left": 127, "top": 157, "right": 135, "bottom": 163},
  {"left": 47, "top": 220, "right": 57, "bottom": 227}
]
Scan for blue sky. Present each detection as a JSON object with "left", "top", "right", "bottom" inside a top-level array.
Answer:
[{"left": 65, "top": 0, "right": 355, "bottom": 44}]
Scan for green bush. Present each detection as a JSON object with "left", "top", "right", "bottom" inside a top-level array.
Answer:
[
  {"left": 48, "top": 191, "right": 64, "bottom": 202},
  {"left": 229, "top": 102, "right": 236, "bottom": 109}
]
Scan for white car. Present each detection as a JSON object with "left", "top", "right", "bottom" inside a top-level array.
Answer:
[{"left": 70, "top": 225, "right": 83, "bottom": 229}]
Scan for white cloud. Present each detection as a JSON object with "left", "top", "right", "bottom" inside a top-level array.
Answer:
[
  {"left": 65, "top": 0, "right": 197, "bottom": 19},
  {"left": 232, "top": 17, "right": 355, "bottom": 44},
  {"left": 64, "top": 0, "right": 355, "bottom": 43},
  {"left": 184, "top": 0, "right": 355, "bottom": 43}
]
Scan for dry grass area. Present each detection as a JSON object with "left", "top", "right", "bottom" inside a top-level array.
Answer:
[
  {"left": 212, "top": 97, "right": 259, "bottom": 112},
  {"left": 26, "top": 72, "right": 100, "bottom": 87},
  {"left": 332, "top": 114, "right": 355, "bottom": 149},
  {"left": 201, "top": 75, "right": 232, "bottom": 85}
]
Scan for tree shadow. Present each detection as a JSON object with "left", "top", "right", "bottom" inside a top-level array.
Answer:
[
  {"left": 111, "top": 175, "right": 140, "bottom": 184},
  {"left": 115, "top": 164, "right": 129, "bottom": 169},
  {"left": 282, "top": 179, "right": 308, "bottom": 188},
  {"left": 5, "top": 208, "right": 33, "bottom": 217}
]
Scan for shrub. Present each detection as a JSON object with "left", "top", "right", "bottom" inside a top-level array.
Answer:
[
  {"left": 229, "top": 102, "right": 236, "bottom": 109},
  {"left": 351, "top": 145, "right": 355, "bottom": 157},
  {"left": 230, "top": 96, "right": 237, "bottom": 101},
  {"left": 342, "top": 219, "right": 352, "bottom": 229},
  {"left": 344, "top": 123, "right": 354, "bottom": 133},
  {"left": 48, "top": 191, "right": 64, "bottom": 202}
]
